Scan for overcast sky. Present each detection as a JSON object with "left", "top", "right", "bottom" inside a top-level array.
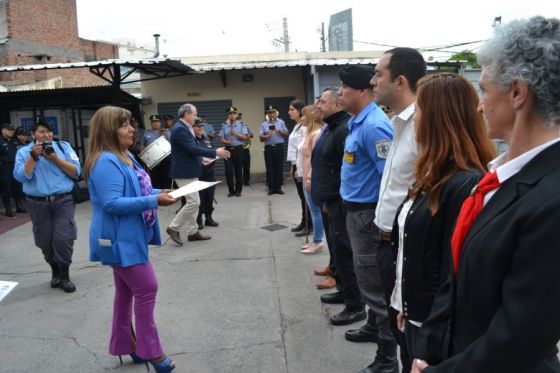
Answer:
[{"left": 76, "top": 0, "right": 559, "bottom": 59}]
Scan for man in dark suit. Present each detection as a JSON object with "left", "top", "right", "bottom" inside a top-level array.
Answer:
[
  {"left": 413, "top": 16, "right": 560, "bottom": 373},
  {"left": 166, "top": 103, "right": 229, "bottom": 246}
]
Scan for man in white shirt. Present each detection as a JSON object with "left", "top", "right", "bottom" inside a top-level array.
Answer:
[{"left": 348, "top": 48, "right": 426, "bottom": 373}]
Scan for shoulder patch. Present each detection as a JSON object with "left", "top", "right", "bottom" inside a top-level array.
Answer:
[{"left": 375, "top": 140, "right": 391, "bottom": 159}]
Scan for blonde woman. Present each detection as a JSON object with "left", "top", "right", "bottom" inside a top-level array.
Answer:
[{"left": 299, "top": 105, "right": 325, "bottom": 254}]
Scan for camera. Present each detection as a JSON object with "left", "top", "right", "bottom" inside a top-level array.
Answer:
[
  {"left": 268, "top": 125, "right": 276, "bottom": 131},
  {"left": 42, "top": 141, "right": 55, "bottom": 155}
]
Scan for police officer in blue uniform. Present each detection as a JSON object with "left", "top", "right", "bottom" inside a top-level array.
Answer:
[
  {"left": 142, "top": 114, "right": 171, "bottom": 189},
  {"left": 219, "top": 106, "right": 248, "bottom": 197},
  {"left": 193, "top": 118, "right": 219, "bottom": 229},
  {"left": 13, "top": 117, "right": 81, "bottom": 293},
  {"left": 238, "top": 112, "right": 253, "bottom": 186},
  {"left": 338, "top": 65, "right": 396, "bottom": 373},
  {"left": 200, "top": 114, "right": 216, "bottom": 140},
  {"left": 259, "top": 105, "right": 289, "bottom": 195},
  {"left": 0, "top": 123, "right": 23, "bottom": 216}
]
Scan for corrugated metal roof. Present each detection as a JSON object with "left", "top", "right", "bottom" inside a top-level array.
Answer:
[
  {"left": 189, "top": 57, "right": 380, "bottom": 72},
  {"left": 0, "top": 58, "right": 193, "bottom": 72}
]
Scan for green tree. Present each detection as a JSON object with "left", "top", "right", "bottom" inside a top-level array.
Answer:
[{"left": 450, "top": 50, "right": 480, "bottom": 69}]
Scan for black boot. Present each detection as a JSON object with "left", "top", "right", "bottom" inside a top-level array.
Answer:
[
  {"left": 291, "top": 222, "right": 305, "bottom": 232},
  {"left": 196, "top": 213, "right": 204, "bottom": 230},
  {"left": 205, "top": 214, "right": 219, "bottom": 227},
  {"left": 47, "top": 259, "right": 60, "bottom": 288},
  {"left": 58, "top": 264, "right": 76, "bottom": 293},
  {"left": 15, "top": 198, "right": 27, "bottom": 213},
  {"left": 3, "top": 199, "right": 15, "bottom": 217},
  {"left": 358, "top": 339, "right": 398, "bottom": 373}
]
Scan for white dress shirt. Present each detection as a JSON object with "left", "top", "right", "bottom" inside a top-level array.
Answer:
[
  {"left": 390, "top": 198, "right": 423, "bottom": 327},
  {"left": 484, "top": 137, "right": 560, "bottom": 206},
  {"left": 375, "top": 103, "right": 419, "bottom": 232},
  {"left": 287, "top": 123, "right": 306, "bottom": 165}
]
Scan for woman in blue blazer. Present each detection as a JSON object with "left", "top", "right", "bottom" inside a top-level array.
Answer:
[{"left": 83, "top": 106, "right": 177, "bottom": 373}]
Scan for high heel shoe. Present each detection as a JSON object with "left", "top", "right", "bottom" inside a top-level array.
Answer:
[
  {"left": 149, "top": 356, "right": 176, "bottom": 373},
  {"left": 118, "top": 353, "right": 150, "bottom": 370},
  {"left": 301, "top": 242, "right": 323, "bottom": 254}
]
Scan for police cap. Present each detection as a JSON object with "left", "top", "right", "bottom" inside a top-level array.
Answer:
[
  {"left": 338, "top": 64, "right": 374, "bottom": 89},
  {"left": 149, "top": 114, "right": 162, "bottom": 122}
]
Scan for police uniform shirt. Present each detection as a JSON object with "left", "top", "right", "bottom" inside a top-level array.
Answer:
[
  {"left": 204, "top": 123, "right": 216, "bottom": 136},
  {"left": 13, "top": 141, "right": 81, "bottom": 197},
  {"left": 0, "top": 135, "right": 17, "bottom": 163},
  {"left": 141, "top": 130, "right": 162, "bottom": 147},
  {"left": 241, "top": 123, "right": 252, "bottom": 147},
  {"left": 218, "top": 120, "right": 247, "bottom": 147},
  {"left": 340, "top": 101, "right": 393, "bottom": 203},
  {"left": 259, "top": 118, "right": 288, "bottom": 146}
]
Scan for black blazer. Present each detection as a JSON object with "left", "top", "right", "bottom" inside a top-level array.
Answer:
[
  {"left": 391, "top": 169, "right": 481, "bottom": 322},
  {"left": 418, "top": 141, "right": 560, "bottom": 372},
  {"left": 170, "top": 120, "right": 216, "bottom": 179}
]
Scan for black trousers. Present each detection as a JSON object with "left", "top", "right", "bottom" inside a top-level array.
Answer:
[
  {"left": 379, "top": 237, "right": 411, "bottom": 373},
  {"left": 293, "top": 174, "right": 311, "bottom": 228},
  {"left": 264, "top": 144, "right": 284, "bottom": 192},
  {"left": 242, "top": 148, "right": 251, "bottom": 184},
  {"left": 225, "top": 145, "right": 243, "bottom": 194},
  {"left": 150, "top": 157, "right": 172, "bottom": 190},
  {"left": 322, "top": 210, "right": 340, "bottom": 291},
  {"left": 198, "top": 167, "right": 216, "bottom": 216},
  {"left": 326, "top": 199, "right": 364, "bottom": 311}
]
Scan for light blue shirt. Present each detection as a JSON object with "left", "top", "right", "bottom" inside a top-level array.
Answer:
[
  {"left": 219, "top": 120, "right": 248, "bottom": 147},
  {"left": 259, "top": 118, "right": 288, "bottom": 145},
  {"left": 203, "top": 123, "right": 216, "bottom": 136},
  {"left": 340, "top": 101, "right": 393, "bottom": 203},
  {"left": 141, "top": 130, "right": 161, "bottom": 147},
  {"left": 241, "top": 122, "right": 252, "bottom": 147},
  {"left": 13, "top": 141, "right": 81, "bottom": 197}
]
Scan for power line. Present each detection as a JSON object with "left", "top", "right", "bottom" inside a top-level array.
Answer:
[{"left": 353, "top": 39, "right": 486, "bottom": 54}]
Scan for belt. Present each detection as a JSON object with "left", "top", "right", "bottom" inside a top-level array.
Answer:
[
  {"left": 226, "top": 145, "right": 243, "bottom": 150},
  {"left": 380, "top": 230, "right": 392, "bottom": 242},
  {"left": 27, "top": 193, "right": 71, "bottom": 202},
  {"left": 265, "top": 144, "right": 280, "bottom": 147},
  {"left": 343, "top": 201, "right": 377, "bottom": 212}
]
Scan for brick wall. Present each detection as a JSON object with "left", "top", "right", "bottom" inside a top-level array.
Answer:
[
  {"left": 5, "top": 0, "right": 80, "bottom": 50},
  {"left": 0, "top": 0, "right": 118, "bottom": 88}
]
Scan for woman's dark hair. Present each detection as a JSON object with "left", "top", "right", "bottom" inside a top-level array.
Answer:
[
  {"left": 32, "top": 121, "right": 52, "bottom": 133},
  {"left": 289, "top": 99, "right": 305, "bottom": 117}
]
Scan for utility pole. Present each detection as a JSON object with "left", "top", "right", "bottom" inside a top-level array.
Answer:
[
  {"left": 320, "top": 22, "right": 326, "bottom": 52},
  {"left": 272, "top": 17, "right": 290, "bottom": 52}
]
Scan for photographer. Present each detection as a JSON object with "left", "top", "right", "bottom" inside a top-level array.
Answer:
[{"left": 13, "top": 117, "right": 81, "bottom": 293}]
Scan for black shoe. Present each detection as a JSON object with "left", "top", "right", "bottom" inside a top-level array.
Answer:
[
  {"left": 205, "top": 216, "right": 219, "bottom": 227},
  {"left": 320, "top": 291, "right": 345, "bottom": 304},
  {"left": 291, "top": 223, "right": 304, "bottom": 232},
  {"left": 244, "top": 181, "right": 250, "bottom": 186},
  {"left": 275, "top": 189, "right": 284, "bottom": 195},
  {"left": 58, "top": 264, "right": 76, "bottom": 293},
  {"left": 294, "top": 229, "right": 312, "bottom": 237},
  {"left": 345, "top": 325, "right": 379, "bottom": 343},
  {"left": 235, "top": 192, "right": 241, "bottom": 197},
  {"left": 47, "top": 260, "right": 60, "bottom": 288},
  {"left": 358, "top": 339, "right": 398, "bottom": 373},
  {"left": 330, "top": 308, "right": 366, "bottom": 326},
  {"left": 267, "top": 190, "right": 274, "bottom": 196},
  {"left": 228, "top": 192, "right": 235, "bottom": 197}
]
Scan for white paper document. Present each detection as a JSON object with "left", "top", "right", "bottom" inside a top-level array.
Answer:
[
  {"left": 0, "top": 280, "right": 18, "bottom": 302},
  {"left": 169, "top": 180, "right": 221, "bottom": 199},
  {"left": 202, "top": 156, "right": 220, "bottom": 166}
]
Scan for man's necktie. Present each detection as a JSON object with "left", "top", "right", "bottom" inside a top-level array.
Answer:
[{"left": 451, "top": 171, "right": 501, "bottom": 273}]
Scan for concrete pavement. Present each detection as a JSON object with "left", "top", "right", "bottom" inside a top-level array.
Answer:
[{"left": 0, "top": 182, "right": 377, "bottom": 373}]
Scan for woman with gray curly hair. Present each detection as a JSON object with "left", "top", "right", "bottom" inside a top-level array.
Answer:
[{"left": 411, "top": 16, "right": 560, "bottom": 373}]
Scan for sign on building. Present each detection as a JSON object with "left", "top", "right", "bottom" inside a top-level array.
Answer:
[{"left": 328, "top": 9, "right": 353, "bottom": 52}]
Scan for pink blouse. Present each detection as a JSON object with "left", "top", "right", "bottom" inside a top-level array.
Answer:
[{"left": 301, "top": 129, "right": 321, "bottom": 191}]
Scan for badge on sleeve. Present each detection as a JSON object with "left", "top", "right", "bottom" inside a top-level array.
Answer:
[
  {"left": 344, "top": 151, "right": 354, "bottom": 164},
  {"left": 375, "top": 140, "right": 391, "bottom": 159}
]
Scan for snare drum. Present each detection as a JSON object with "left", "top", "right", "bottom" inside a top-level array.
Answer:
[{"left": 139, "top": 136, "right": 171, "bottom": 169}]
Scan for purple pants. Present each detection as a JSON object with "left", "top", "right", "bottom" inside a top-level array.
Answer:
[{"left": 109, "top": 263, "right": 164, "bottom": 360}]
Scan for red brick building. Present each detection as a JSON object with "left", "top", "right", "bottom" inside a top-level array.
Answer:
[{"left": 0, "top": 0, "right": 118, "bottom": 88}]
